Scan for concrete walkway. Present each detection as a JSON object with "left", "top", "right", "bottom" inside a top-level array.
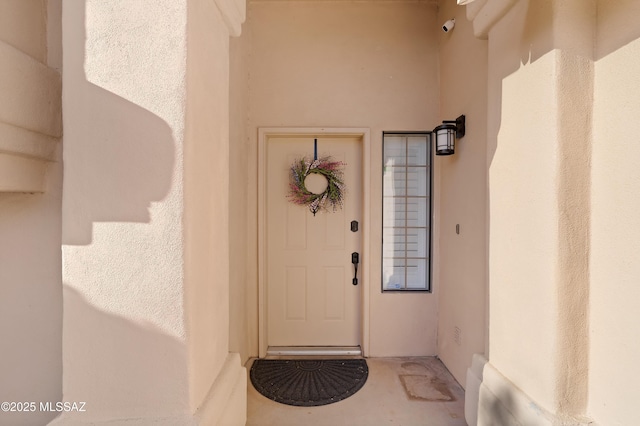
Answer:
[{"left": 246, "top": 357, "right": 466, "bottom": 426}]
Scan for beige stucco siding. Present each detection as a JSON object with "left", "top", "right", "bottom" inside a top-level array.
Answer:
[
  {"left": 437, "top": 0, "right": 488, "bottom": 389},
  {"left": 237, "top": 0, "right": 441, "bottom": 358},
  {"left": 589, "top": 1, "right": 640, "bottom": 423},
  {"left": 0, "top": 1, "right": 63, "bottom": 425}
]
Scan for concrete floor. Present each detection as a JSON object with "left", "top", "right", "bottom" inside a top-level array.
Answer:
[{"left": 246, "top": 357, "right": 466, "bottom": 426}]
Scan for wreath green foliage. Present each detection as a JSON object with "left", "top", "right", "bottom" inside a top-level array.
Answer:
[{"left": 288, "top": 156, "right": 345, "bottom": 215}]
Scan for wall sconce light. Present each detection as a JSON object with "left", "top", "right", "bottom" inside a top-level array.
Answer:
[{"left": 433, "top": 115, "right": 465, "bottom": 156}]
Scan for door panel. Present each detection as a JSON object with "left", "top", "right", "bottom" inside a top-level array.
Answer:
[{"left": 266, "top": 136, "right": 362, "bottom": 347}]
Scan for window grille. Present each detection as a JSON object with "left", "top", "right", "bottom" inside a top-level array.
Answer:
[{"left": 382, "top": 133, "right": 432, "bottom": 291}]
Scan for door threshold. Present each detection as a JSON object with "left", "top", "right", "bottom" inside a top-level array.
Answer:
[{"left": 266, "top": 346, "right": 362, "bottom": 357}]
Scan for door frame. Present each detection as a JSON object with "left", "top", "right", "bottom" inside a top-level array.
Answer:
[{"left": 258, "top": 127, "right": 371, "bottom": 358}]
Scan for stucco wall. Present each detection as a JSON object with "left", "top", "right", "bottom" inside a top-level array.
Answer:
[
  {"left": 240, "top": 0, "right": 440, "bottom": 357},
  {"left": 589, "top": 1, "right": 640, "bottom": 424},
  {"left": 229, "top": 22, "right": 254, "bottom": 364},
  {"left": 488, "top": 4, "right": 561, "bottom": 411},
  {"left": 184, "top": 0, "right": 248, "bottom": 417},
  {"left": 184, "top": 0, "right": 230, "bottom": 409},
  {"left": 0, "top": 1, "right": 63, "bottom": 425},
  {"left": 482, "top": 0, "right": 592, "bottom": 421},
  {"left": 436, "top": 0, "right": 488, "bottom": 388},
  {"left": 59, "top": 0, "right": 191, "bottom": 421},
  {"left": 58, "top": 1, "right": 246, "bottom": 423}
]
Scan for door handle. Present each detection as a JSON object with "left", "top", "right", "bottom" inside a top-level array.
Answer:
[{"left": 351, "top": 252, "right": 359, "bottom": 285}]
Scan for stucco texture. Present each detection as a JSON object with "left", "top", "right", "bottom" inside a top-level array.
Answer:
[
  {"left": 477, "top": 0, "right": 640, "bottom": 425},
  {"left": 437, "top": 0, "right": 488, "bottom": 389},
  {"left": 0, "top": 1, "right": 62, "bottom": 425},
  {"left": 237, "top": 0, "right": 441, "bottom": 357},
  {"left": 60, "top": 0, "right": 190, "bottom": 421},
  {"left": 589, "top": 1, "right": 640, "bottom": 424},
  {"left": 484, "top": 0, "right": 593, "bottom": 418}
]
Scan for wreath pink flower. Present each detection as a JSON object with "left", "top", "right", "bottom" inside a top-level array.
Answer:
[{"left": 288, "top": 156, "right": 345, "bottom": 215}]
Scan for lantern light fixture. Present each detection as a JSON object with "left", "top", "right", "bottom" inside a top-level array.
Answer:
[{"left": 433, "top": 115, "right": 465, "bottom": 156}]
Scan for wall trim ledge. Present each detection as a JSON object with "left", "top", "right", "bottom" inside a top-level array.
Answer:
[
  {"left": 0, "top": 122, "right": 59, "bottom": 192},
  {"left": 0, "top": 122, "right": 58, "bottom": 162},
  {"left": 0, "top": 41, "right": 62, "bottom": 137},
  {"left": 0, "top": 39, "right": 61, "bottom": 192},
  {"left": 478, "top": 362, "right": 594, "bottom": 426},
  {"left": 0, "top": 152, "right": 51, "bottom": 192}
]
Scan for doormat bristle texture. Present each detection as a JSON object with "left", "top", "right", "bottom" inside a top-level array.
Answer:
[{"left": 250, "top": 359, "right": 368, "bottom": 407}]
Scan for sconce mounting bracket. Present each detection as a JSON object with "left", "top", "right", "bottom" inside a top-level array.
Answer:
[{"left": 443, "top": 115, "right": 466, "bottom": 139}]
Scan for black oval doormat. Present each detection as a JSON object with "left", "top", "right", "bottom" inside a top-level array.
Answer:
[{"left": 250, "top": 359, "right": 368, "bottom": 407}]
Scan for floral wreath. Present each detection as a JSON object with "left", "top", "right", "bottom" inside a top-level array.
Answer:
[{"left": 288, "top": 156, "right": 345, "bottom": 215}]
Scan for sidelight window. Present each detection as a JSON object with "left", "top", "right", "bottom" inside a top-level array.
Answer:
[{"left": 382, "top": 132, "right": 432, "bottom": 292}]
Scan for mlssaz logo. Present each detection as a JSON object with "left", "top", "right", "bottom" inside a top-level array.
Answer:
[{"left": 40, "top": 401, "right": 87, "bottom": 412}]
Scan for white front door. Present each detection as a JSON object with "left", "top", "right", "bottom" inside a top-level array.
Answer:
[{"left": 266, "top": 135, "right": 362, "bottom": 347}]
